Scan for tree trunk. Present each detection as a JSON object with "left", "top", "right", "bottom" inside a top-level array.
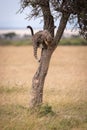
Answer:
[
  {"left": 29, "top": 1, "right": 55, "bottom": 108},
  {"left": 29, "top": 48, "right": 53, "bottom": 108},
  {"left": 29, "top": 1, "right": 70, "bottom": 108}
]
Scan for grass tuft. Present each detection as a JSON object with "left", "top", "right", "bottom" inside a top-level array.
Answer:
[{"left": 37, "top": 104, "right": 55, "bottom": 117}]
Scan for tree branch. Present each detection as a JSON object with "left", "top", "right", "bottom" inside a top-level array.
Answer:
[
  {"left": 54, "top": 13, "right": 70, "bottom": 45},
  {"left": 40, "top": 1, "right": 54, "bottom": 37}
]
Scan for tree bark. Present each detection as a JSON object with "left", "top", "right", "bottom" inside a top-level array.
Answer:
[
  {"left": 29, "top": 2, "right": 70, "bottom": 108},
  {"left": 29, "top": 48, "right": 52, "bottom": 108},
  {"left": 54, "top": 13, "right": 70, "bottom": 45}
]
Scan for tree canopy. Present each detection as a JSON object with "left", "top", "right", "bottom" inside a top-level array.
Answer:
[{"left": 20, "top": 0, "right": 87, "bottom": 40}]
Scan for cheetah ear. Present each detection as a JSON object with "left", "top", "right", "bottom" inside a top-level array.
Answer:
[{"left": 45, "top": 40, "right": 49, "bottom": 45}]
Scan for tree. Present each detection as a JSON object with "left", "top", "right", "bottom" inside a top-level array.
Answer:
[
  {"left": 20, "top": 0, "right": 87, "bottom": 108},
  {"left": 4, "top": 32, "right": 17, "bottom": 39}
]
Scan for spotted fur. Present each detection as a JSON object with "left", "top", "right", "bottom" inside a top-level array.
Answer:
[{"left": 27, "top": 26, "right": 53, "bottom": 62}]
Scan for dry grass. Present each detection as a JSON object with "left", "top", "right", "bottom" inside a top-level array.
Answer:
[{"left": 0, "top": 46, "right": 87, "bottom": 130}]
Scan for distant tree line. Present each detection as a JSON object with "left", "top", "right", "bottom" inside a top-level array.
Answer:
[
  {"left": 0, "top": 32, "right": 31, "bottom": 40},
  {"left": 3, "top": 32, "right": 17, "bottom": 39}
]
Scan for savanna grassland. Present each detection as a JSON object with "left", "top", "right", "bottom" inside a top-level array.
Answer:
[{"left": 0, "top": 46, "right": 87, "bottom": 130}]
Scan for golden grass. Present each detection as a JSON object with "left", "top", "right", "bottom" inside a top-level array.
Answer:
[{"left": 0, "top": 46, "right": 87, "bottom": 130}]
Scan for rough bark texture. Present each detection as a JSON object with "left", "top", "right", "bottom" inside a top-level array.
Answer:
[
  {"left": 41, "top": 6, "right": 54, "bottom": 37},
  {"left": 54, "top": 13, "right": 70, "bottom": 45},
  {"left": 29, "top": 49, "right": 52, "bottom": 108},
  {"left": 29, "top": 1, "right": 70, "bottom": 108}
]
